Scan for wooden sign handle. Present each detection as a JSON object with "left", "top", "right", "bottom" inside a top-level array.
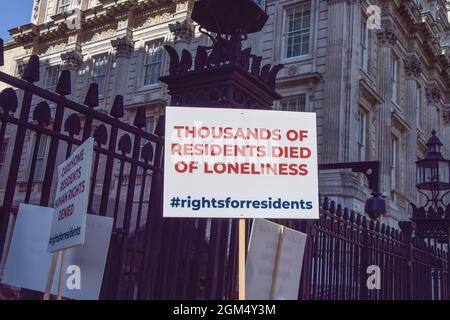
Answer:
[
  {"left": 270, "top": 225, "right": 285, "bottom": 300},
  {"left": 56, "top": 248, "right": 68, "bottom": 300},
  {"left": 44, "top": 252, "right": 59, "bottom": 300},
  {"left": 239, "top": 218, "right": 246, "bottom": 300}
]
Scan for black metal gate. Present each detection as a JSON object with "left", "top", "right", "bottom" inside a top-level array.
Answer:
[
  {"left": 0, "top": 44, "right": 448, "bottom": 300},
  {"left": 0, "top": 50, "right": 166, "bottom": 299}
]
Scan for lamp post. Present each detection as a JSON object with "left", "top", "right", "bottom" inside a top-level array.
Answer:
[{"left": 410, "top": 130, "right": 450, "bottom": 299}]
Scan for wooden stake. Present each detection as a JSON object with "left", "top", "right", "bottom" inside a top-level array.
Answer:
[
  {"left": 269, "top": 225, "right": 285, "bottom": 300},
  {"left": 44, "top": 252, "right": 59, "bottom": 300},
  {"left": 238, "top": 218, "right": 246, "bottom": 300},
  {"left": 56, "top": 248, "right": 68, "bottom": 300}
]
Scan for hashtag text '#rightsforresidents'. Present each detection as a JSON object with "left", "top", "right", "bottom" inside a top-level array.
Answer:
[{"left": 169, "top": 196, "right": 314, "bottom": 211}]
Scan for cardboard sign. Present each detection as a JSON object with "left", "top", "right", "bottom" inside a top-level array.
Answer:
[
  {"left": 164, "top": 107, "right": 319, "bottom": 219},
  {"left": 246, "top": 219, "right": 307, "bottom": 300},
  {"left": 273, "top": 227, "right": 307, "bottom": 299},
  {"left": 2, "top": 204, "right": 113, "bottom": 300},
  {"left": 48, "top": 138, "right": 94, "bottom": 252},
  {"left": 245, "top": 219, "right": 280, "bottom": 299}
]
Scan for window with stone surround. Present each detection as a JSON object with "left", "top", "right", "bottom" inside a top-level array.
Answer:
[
  {"left": 391, "top": 55, "right": 400, "bottom": 104},
  {"left": 138, "top": 116, "right": 157, "bottom": 175},
  {"left": 416, "top": 84, "right": 422, "bottom": 129},
  {"left": 44, "top": 66, "right": 60, "bottom": 92},
  {"left": 282, "top": 2, "right": 311, "bottom": 59},
  {"left": 143, "top": 39, "right": 164, "bottom": 86},
  {"left": 58, "top": 0, "right": 71, "bottom": 14},
  {"left": 0, "top": 138, "right": 9, "bottom": 176},
  {"left": 277, "top": 94, "right": 306, "bottom": 112},
  {"left": 360, "top": 15, "right": 369, "bottom": 72},
  {"left": 357, "top": 109, "right": 366, "bottom": 161},
  {"left": 33, "top": 135, "right": 49, "bottom": 181},
  {"left": 91, "top": 53, "right": 109, "bottom": 99},
  {"left": 390, "top": 135, "right": 399, "bottom": 191},
  {"left": 15, "top": 60, "right": 25, "bottom": 77},
  {"left": 432, "top": 107, "right": 440, "bottom": 133}
]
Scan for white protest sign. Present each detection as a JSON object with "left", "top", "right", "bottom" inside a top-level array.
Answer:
[
  {"left": 245, "top": 219, "right": 280, "bottom": 300},
  {"left": 164, "top": 106, "right": 319, "bottom": 219},
  {"left": 48, "top": 138, "right": 94, "bottom": 252},
  {"left": 246, "top": 219, "right": 307, "bottom": 300},
  {"left": 2, "top": 204, "right": 113, "bottom": 300}
]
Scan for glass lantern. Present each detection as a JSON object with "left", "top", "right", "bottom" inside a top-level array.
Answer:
[{"left": 416, "top": 130, "right": 450, "bottom": 191}]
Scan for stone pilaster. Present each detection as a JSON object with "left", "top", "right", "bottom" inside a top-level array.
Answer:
[
  {"left": 169, "top": 19, "right": 195, "bottom": 54},
  {"left": 322, "top": 0, "right": 351, "bottom": 163},
  {"left": 403, "top": 53, "right": 421, "bottom": 200},
  {"left": 61, "top": 50, "right": 83, "bottom": 98},
  {"left": 111, "top": 36, "right": 134, "bottom": 97},
  {"left": 425, "top": 85, "right": 442, "bottom": 133},
  {"left": 112, "top": 36, "right": 134, "bottom": 59},
  {"left": 376, "top": 22, "right": 398, "bottom": 194},
  {"left": 61, "top": 50, "right": 83, "bottom": 72}
]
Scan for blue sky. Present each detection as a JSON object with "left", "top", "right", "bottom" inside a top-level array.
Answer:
[{"left": 0, "top": 1, "right": 35, "bottom": 41}]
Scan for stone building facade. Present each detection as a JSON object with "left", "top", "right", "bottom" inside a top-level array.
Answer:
[{"left": 1, "top": 0, "right": 450, "bottom": 226}]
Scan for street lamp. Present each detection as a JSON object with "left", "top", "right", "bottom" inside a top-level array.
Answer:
[
  {"left": 408, "top": 130, "right": 450, "bottom": 299},
  {"left": 415, "top": 129, "right": 450, "bottom": 210},
  {"left": 410, "top": 130, "right": 450, "bottom": 239}
]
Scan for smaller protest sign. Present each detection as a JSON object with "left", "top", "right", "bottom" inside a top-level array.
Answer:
[
  {"left": 246, "top": 219, "right": 307, "bottom": 300},
  {"left": 48, "top": 138, "right": 94, "bottom": 253},
  {"left": 2, "top": 203, "right": 113, "bottom": 300}
]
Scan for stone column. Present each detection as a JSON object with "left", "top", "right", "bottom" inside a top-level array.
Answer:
[
  {"left": 376, "top": 22, "right": 398, "bottom": 194},
  {"left": 169, "top": 19, "right": 195, "bottom": 55},
  {"left": 111, "top": 36, "right": 134, "bottom": 98},
  {"left": 403, "top": 53, "right": 421, "bottom": 200}
]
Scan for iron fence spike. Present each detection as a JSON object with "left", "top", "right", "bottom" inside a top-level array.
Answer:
[
  {"left": 329, "top": 200, "right": 336, "bottom": 214},
  {"left": 84, "top": 83, "right": 99, "bottom": 107},
  {"left": 155, "top": 115, "right": 165, "bottom": 137},
  {"left": 343, "top": 207, "right": 349, "bottom": 220},
  {"left": 56, "top": 70, "right": 71, "bottom": 96},
  {"left": 110, "top": 95, "right": 124, "bottom": 118},
  {"left": 134, "top": 107, "right": 147, "bottom": 128},
  {"left": 336, "top": 204, "right": 342, "bottom": 217},
  {"left": 22, "top": 55, "right": 40, "bottom": 83}
]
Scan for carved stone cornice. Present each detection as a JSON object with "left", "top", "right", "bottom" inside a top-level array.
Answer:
[
  {"left": 61, "top": 50, "right": 83, "bottom": 71},
  {"left": 426, "top": 86, "right": 442, "bottom": 105},
  {"left": 404, "top": 55, "right": 422, "bottom": 79},
  {"left": 169, "top": 19, "right": 195, "bottom": 44},
  {"left": 111, "top": 36, "right": 134, "bottom": 59}
]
